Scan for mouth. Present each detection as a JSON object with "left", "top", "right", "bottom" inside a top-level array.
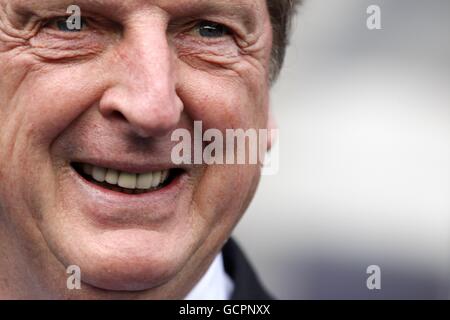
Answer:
[{"left": 71, "top": 162, "right": 183, "bottom": 195}]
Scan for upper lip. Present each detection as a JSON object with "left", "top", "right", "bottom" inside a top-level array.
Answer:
[{"left": 70, "top": 158, "right": 188, "bottom": 174}]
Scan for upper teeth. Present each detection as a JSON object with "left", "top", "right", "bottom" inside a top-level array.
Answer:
[{"left": 82, "top": 164, "right": 169, "bottom": 190}]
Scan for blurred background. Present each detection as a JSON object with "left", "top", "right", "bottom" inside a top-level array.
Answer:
[{"left": 234, "top": 0, "right": 450, "bottom": 299}]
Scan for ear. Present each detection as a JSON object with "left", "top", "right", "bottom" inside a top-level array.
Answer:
[{"left": 266, "top": 109, "right": 278, "bottom": 151}]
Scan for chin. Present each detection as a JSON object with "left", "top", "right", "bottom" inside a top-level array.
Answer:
[
  {"left": 81, "top": 255, "right": 179, "bottom": 292},
  {"left": 33, "top": 161, "right": 203, "bottom": 292},
  {"left": 46, "top": 225, "right": 196, "bottom": 292}
]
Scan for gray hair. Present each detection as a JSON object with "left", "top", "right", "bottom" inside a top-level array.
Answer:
[{"left": 267, "top": 0, "right": 302, "bottom": 82}]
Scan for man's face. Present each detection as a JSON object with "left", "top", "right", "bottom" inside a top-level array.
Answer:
[{"left": 0, "top": 0, "right": 272, "bottom": 297}]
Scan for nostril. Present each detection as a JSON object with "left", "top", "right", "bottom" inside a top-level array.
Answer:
[{"left": 109, "top": 110, "right": 127, "bottom": 122}]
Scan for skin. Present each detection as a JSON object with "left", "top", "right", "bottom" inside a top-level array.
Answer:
[{"left": 0, "top": 0, "right": 273, "bottom": 299}]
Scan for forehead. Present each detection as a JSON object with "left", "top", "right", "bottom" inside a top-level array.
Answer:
[{"left": 5, "top": 0, "right": 264, "bottom": 16}]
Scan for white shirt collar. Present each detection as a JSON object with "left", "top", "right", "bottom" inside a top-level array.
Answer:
[{"left": 184, "top": 253, "right": 234, "bottom": 300}]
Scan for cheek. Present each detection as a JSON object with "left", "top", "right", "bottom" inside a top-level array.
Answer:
[
  {"left": 176, "top": 63, "right": 270, "bottom": 132},
  {"left": 1, "top": 44, "right": 112, "bottom": 144},
  {"left": 0, "top": 58, "right": 104, "bottom": 203},
  {"left": 176, "top": 64, "right": 268, "bottom": 228},
  {"left": 5, "top": 63, "right": 105, "bottom": 146},
  {"left": 194, "top": 164, "right": 260, "bottom": 213}
]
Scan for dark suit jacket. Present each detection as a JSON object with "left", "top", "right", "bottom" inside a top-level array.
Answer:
[{"left": 222, "top": 238, "right": 273, "bottom": 300}]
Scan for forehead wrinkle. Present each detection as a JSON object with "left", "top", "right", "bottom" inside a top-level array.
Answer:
[{"left": 5, "top": 0, "right": 134, "bottom": 16}]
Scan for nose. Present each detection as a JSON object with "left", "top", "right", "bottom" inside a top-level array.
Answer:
[{"left": 99, "top": 19, "right": 183, "bottom": 138}]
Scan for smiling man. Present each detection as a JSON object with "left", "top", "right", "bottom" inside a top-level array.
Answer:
[{"left": 0, "top": 0, "right": 299, "bottom": 299}]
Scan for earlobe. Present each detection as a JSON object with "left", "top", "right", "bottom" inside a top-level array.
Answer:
[{"left": 266, "top": 109, "right": 278, "bottom": 151}]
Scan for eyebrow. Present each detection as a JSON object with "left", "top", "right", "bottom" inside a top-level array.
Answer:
[
  {"left": 169, "top": 0, "right": 259, "bottom": 32},
  {"left": 8, "top": 0, "right": 260, "bottom": 33}
]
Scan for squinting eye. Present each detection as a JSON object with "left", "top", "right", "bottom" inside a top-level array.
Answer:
[
  {"left": 46, "top": 17, "right": 88, "bottom": 32},
  {"left": 196, "top": 21, "right": 231, "bottom": 38}
]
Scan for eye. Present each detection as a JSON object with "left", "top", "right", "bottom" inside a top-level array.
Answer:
[
  {"left": 196, "top": 21, "right": 231, "bottom": 38},
  {"left": 44, "top": 17, "right": 88, "bottom": 33}
]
